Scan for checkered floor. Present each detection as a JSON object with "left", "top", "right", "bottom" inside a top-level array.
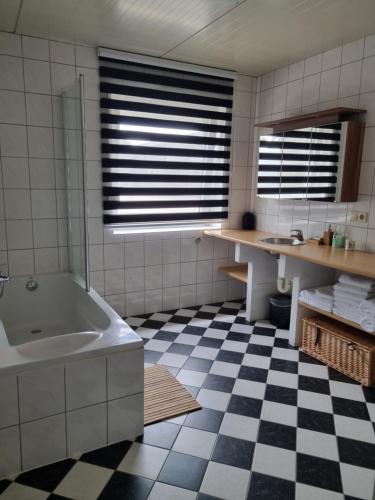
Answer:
[{"left": 1, "top": 300, "right": 375, "bottom": 500}]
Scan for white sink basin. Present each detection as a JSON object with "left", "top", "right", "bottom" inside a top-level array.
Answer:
[{"left": 260, "top": 237, "right": 305, "bottom": 246}]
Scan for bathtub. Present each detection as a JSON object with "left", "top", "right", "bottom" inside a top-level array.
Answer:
[{"left": 0, "top": 273, "right": 144, "bottom": 478}]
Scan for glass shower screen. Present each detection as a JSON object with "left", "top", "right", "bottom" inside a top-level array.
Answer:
[{"left": 62, "top": 75, "right": 90, "bottom": 291}]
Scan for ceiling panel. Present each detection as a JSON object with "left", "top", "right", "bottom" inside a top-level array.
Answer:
[
  {"left": 166, "top": 0, "right": 375, "bottom": 74},
  {"left": 16, "top": 0, "right": 243, "bottom": 56},
  {"left": 0, "top": 0, "right": 21, "bottom": 32}
]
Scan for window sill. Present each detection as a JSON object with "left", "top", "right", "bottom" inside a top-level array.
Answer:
[{"left": 112, "top": 222, "right": 222, "bottom": 235}]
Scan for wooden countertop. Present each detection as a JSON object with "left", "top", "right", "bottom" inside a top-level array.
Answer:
[{"left": 204, "top": 229, "right": 375, "bottom": 279}]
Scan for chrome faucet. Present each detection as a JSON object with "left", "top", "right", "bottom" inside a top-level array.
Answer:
[{"left": 290, "top": 229, "right": 304, "bottom": 243}]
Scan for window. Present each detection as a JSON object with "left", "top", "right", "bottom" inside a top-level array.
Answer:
[
  {"left": 257, "top": 123, "right": 342, "bottom": 201},
  {"left": 98, "top": 48, "right": 235, "bottom": 230}
]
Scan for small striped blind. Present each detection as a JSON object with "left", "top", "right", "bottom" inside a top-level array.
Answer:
[
  {"left": 98, "top": 52, "right": 234, "bottom": 227},
  {"left": 257, "top": 124, "right": 342, "bottom": 201}
]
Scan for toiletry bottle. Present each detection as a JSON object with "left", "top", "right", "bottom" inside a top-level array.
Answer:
[
  {"left": 323, "top": 224, "right": 333, "bottom": 246},
  {"left": 332, "top": 227, "right": 345, "bottom": 248}
]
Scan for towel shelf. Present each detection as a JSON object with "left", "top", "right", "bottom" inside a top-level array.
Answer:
[
  {"left": 218, "top": 264, "right": 248, "bottom": 283},
  {"left": 299, "top": 300, "right": 369, "bottom": 332}
]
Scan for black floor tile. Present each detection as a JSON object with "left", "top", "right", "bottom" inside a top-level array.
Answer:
[
  {"left": 197, "top": 494, "right": 222, "bottom": 500},
  {"left": 202, "top": 374, "right": 235, "bottom": 393},
  {"left": 170, "top": 315, "right": 192, "bottom": 324},
  {"left": 153, "top": 330, "right": 179, "bottom": 342},
  {"left": 238, "top": 366, "right": 268, "bottom": 383},
  {"left": 265, "top": 385, "right": 297, "bottom": 406},
  {"left": 184, "top": 407, "right": 224, "bottom": 433},
  {"left": 258, "top": 421, "right": 296, "bottom": 450},
  {"left": 332, "top": 397, "right": 370, "bottom": 420},
  {"left": 141, "top": 319, "right": 165, "bottom": 330},
  {"left": 298, "top": 375, "right": 330, "bottom": 395},
  {"left": 195, "top": 311, "right": 216, "bottom": 320},
  {"left": 98, "top": 471, "right": 153, "bottom": 500},
  {"left": 270, "top": 358, "right": 298, "bottom": 374},
  {"left": 252, "top": 326, "right": 276, "bottom": 336},
  {"left": 296, "top": 453, "right": 343, "bottom": 492},
  {"left": 273, "top": 338, "right": 298, "bottom": 350},
  {"left": 298, "top": 351, "right": 325, "bottom": 365},
  {"left": 183, "top": 325, "right": 207, "bottom": 336},
  {"left": 211, "top": 435, "right": 255, "bottom": 469},
  {"left": 167, "top": 343, "right": 194, "bottom": 356},
  {"left": 48, "top": 495, "right": 71, "bottom": 499},
  {"left": 363, "top": 386, "right": 375, "bottom": 403},
  {"left": 328, "top": 367, "right": 360, "bottom": 385},
  {"left": 247, "top": 472, "right": 295, "bottom": 500},
  {"left": 15, "top": 459, "right": 76, "bottom": 492},
  {"left": 246, "top": 344, "right": 273, "bottom": 357},
  {"left": 226, "top": 332, "right": 250, "bottom": 343},
  {"left": 0, "top": 480, "right": 11, "bottom": 495},
  {"left": 185, "top": 385, "right": 200, "bottom": 398},
  {"left": 144, "top": 350, "right": 163, "bottom": 364},
  {"left": 183, "top": 356, "right": 213, "bottom": 373},
  {"left": 227, "top": 395, "right": 263, "bottom": 418},
  {"left": 80, "top": 441, "right": 132, "bottom": 470},
  {"left": 209, "top": 320, "right": 233, "bottom": 331},
  {"left": 158, "top": 451, "right": 208, "bottom": 491},
  {"left": 198, "top": 337, "right": 224, "bottom": 349},
  {"left": 216, "top": 350, "right": 244, "bottom": 365},
  {"left": 297, "top": 407, "right": 335, "bottom": 435},
  {"left": 136, "top": 421, "right": 180, "bottom": 449},
  {"left": 337, "top": 436, "right": 375, "bottom": 469}
]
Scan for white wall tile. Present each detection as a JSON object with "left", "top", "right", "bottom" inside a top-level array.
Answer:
[
  {"left": 145, "top": 265, "right": 163, "bottom": 290},
  {"left": 23, "top": 59, "right": 51, "bottom": 94},
  {"left": 66, "top": 357, "right": 107, "bottom": 410},
  {"left": 0, "top": 32, "right": 21, "bottom": 57},
  {"left": 125, "top": 266, "right": 145, "bottom": 292},
  {"left": 145, "top": 289, "right": 163, "bottom": 313},
  {"left": 107, "top": 349, "right": 144, "bottom": 400},
  {"left": 0, "top": 55, "right": 24, "bottom": 91},
  {"left": 125, "top": 291, "right": 145, "bottom": 315},
  {"left": 2, "top": 158, "right": 29, "bottom": 188},
  {"left": 4, "top": 189, "right": 31, "bottom": 219},
  {"left": 361, "top": 56, "right": 375, "bottom": 93},
  {"left": 50, "top": 41, "right": 75, "bottom": 65},
  {"left": 0, "top": 90, "right": 26, "bottom": 124},
  {"left": 319, "top": 67, "right": 340, "bottom": 102},
  {"left": 7, "top": 249, "right": 34, "bottom": 276},
  {"left": 339, "top": 61, "right": 362, "bottom": 97},
  {"left": 108, "top": 393, "right": 144, "bottom": 443},
  {"left": 27, "top": 126, "right": 54, "bottom": 158},
  {"left": 22, "top": 36, "right": 49, "bottom": 61},
  {"left": 0, "top": 124, "right": 28, "bottom": 156},
  {"left": 0, "top": 375, "right": 18, "bottom": 428},
  {"left": 21, "top": 413, "right": 66, "bottom": 470},
  {"left": 0, "top": 426, "right": 21, "bottom": 477},
  {"left": 26, "top": 93, "right": 52, "bottom": 126},
  {"left": 18, "top": 365, "right": 65, "bottom": 422},
  {"left": 51, "top": 62, "right": 76, "bottom": 95},
  {"left": 342, "top": 38, "right": 364, "bottom": 64},
  {"left": 67, "top": 403, "right": 107, "bottom": 455},
  {"left": 75, "top": 45, "right": 98, "bottom": 69},
  {"left": 6, "top": 220, "right": 33, "bottom": 249},
  {"left": 31, "top": 189, "right": 56, "bottom": 218}
]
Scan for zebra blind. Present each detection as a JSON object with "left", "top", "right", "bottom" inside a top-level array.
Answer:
[
  {"left": 98, "top": 51, "right": 234, "bottom": 226},
  {"left": 257, "top": 123, "right": 342, "bottom": 201}
]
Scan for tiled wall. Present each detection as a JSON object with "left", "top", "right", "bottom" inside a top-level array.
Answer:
[
  {"left": 251, "top": 34, "right": 375, "bottom": 254},
  {"left": 0, "top": 348, "right": 143, "bottom": 477},
  {"left": 0, "top": 31, "right": 257, "bottom": 315}
]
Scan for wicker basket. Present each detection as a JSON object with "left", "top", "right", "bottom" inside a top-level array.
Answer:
[{"left": 302, "top": 316, "right": 375, "bottom": 386}]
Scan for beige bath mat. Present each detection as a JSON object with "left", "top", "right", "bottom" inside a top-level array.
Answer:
[{"left": 144, "top": 365, "right": 201, "bottom": 425}]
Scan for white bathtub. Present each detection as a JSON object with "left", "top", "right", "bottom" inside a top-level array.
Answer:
[{"left": 0, "top": 273, "right": 144, "bottom": 478}]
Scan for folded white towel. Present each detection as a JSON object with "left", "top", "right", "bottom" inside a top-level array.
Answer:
[
  {"left": 316, "top": 286, "right": 334, "bottom": 299},
  {"left": 339, "top": 273, "right": 375, "bottom": 291},
  {"left": 360, "top": 316, "right": 375, "bottom": 334},
  {"left": 359, "top": 298, "right": 375, "bottom": 318},
  {"left": 333, "top": 284, "right": 375, "bottom": 300},
  {"left": 334, "top": 300, "right": 360, "bottom": 314},
  {"left": 333, "top": 308, "right": 362, "bottom": 324}
]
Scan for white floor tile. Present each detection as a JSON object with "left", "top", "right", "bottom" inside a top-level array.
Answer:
[
  {"left": 296, "top": 428, "right": 339, "bottom": 461},
  {"left": 200, "top": 461, "right": 250, "bottom": 500},
  {"left": 229, "top": 323, "right": 253, "bottom": 334},
  {"left": 191, "top": 346, "right": 219, "bottom": 360},
  {"left": 272, "top": 347, "right": 299, "bottom": 361},
  {"left": 295, "top": 483, "right": 343, "bottom": 500},
  {"left": 267, "top": 370, "right": 298, "bottom": 389},
  {"left": 232, "top": 379, "right": 266, "bottom": 400},
  {"left": 340, "top": 462, "right": 375, "bottom": 500},
  {"left": 136, "top": 327, "right": 158, "bottom": 339},
  {"left": 172, "top": 427, "right": 216, "bottom": 459},
  {"left": 209, "top": 361, "right": 240, "bottom": 378},
  {"left": 329, "top": 381, "right": 366, "bottom": 402},
  {"left": 242, "top": 353, "right": 271, "bottom": 369},
  {"left": 215, "top": 314, "right": 236, "bottom": 323},
  {"left": 221, "top": 340, "right": 248, "bottom": 353},
  {"left": 298, "top": 362, "right": 329, "bottom": 379},
  {"left": 249, "top": 334, "right": 275, "bottom": 346},
  {"left": 176, "top": 369, "right": 206, "bottom": 387},
  {"left": 162, "top": 322, "right": 186, "bottom": 333},
  {"left": 189, "top": 318, "right": 212, "bottom": 328},
  {"left": 145, "top": 339, "right": 172, "bottom": 352},
  {"left": 149, "top": 482, "right": 197, "bottom": 500},
  {"left": 297, "top": 390, "right": 333, "bottom": 413},
  {"left": 197, "top": 388, "right": 230, "bottom": 411},
  {"left": 219, "top": 413, "right": 259, "bottom": 442},
  {"left": 260, "top": 400, "right": 297, "bottom": 427},
  {"left": 0, "top": 483, "right": 49, "bottom": 500},
  {"left": 157, "top": 352, "right": 188, "bottom": 368},
  {"left": 118, "top": 442, "right": 168, "bottom": 480},
  {"left": 174, "top": 334, "right": 201, "bottom": 346},
  {"left": 252, "top": 443, "right": 296, "bottom": 481},
  {"left": 203, "top": 328, "right": 228, "bottom": 340},
  {"left": 54, "top": 462, "right": 112, "bottom": 500},
  {"left": 334, "top": 414, "right": 375, "bottom": 444}
]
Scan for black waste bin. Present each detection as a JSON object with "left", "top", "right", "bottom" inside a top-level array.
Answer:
[{"left": 269, "top": 293, "right": 292, "bottom": 329}]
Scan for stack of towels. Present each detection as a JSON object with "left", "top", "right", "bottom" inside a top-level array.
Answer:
[
  {"left": 299, "top": 286, "right": 334, "bottom": 312},
  {"left": 333, "top": 274, "right": 375, "bottom": 333}
]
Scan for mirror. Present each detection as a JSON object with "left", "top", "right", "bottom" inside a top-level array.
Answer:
[{"left": 256, "top": 122, "right": 350, "bottom": 202}]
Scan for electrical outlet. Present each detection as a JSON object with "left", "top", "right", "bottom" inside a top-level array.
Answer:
[{"left": 350, "top": 211, "right": 368, "bottom": 223}]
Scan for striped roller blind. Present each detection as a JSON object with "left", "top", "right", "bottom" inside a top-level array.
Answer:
[
  {"left": 98, "top": 49, "right": 235, "bottom": 227},
  {"left": 257, "top": 123, "right": 342, "bottom": 201}
]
